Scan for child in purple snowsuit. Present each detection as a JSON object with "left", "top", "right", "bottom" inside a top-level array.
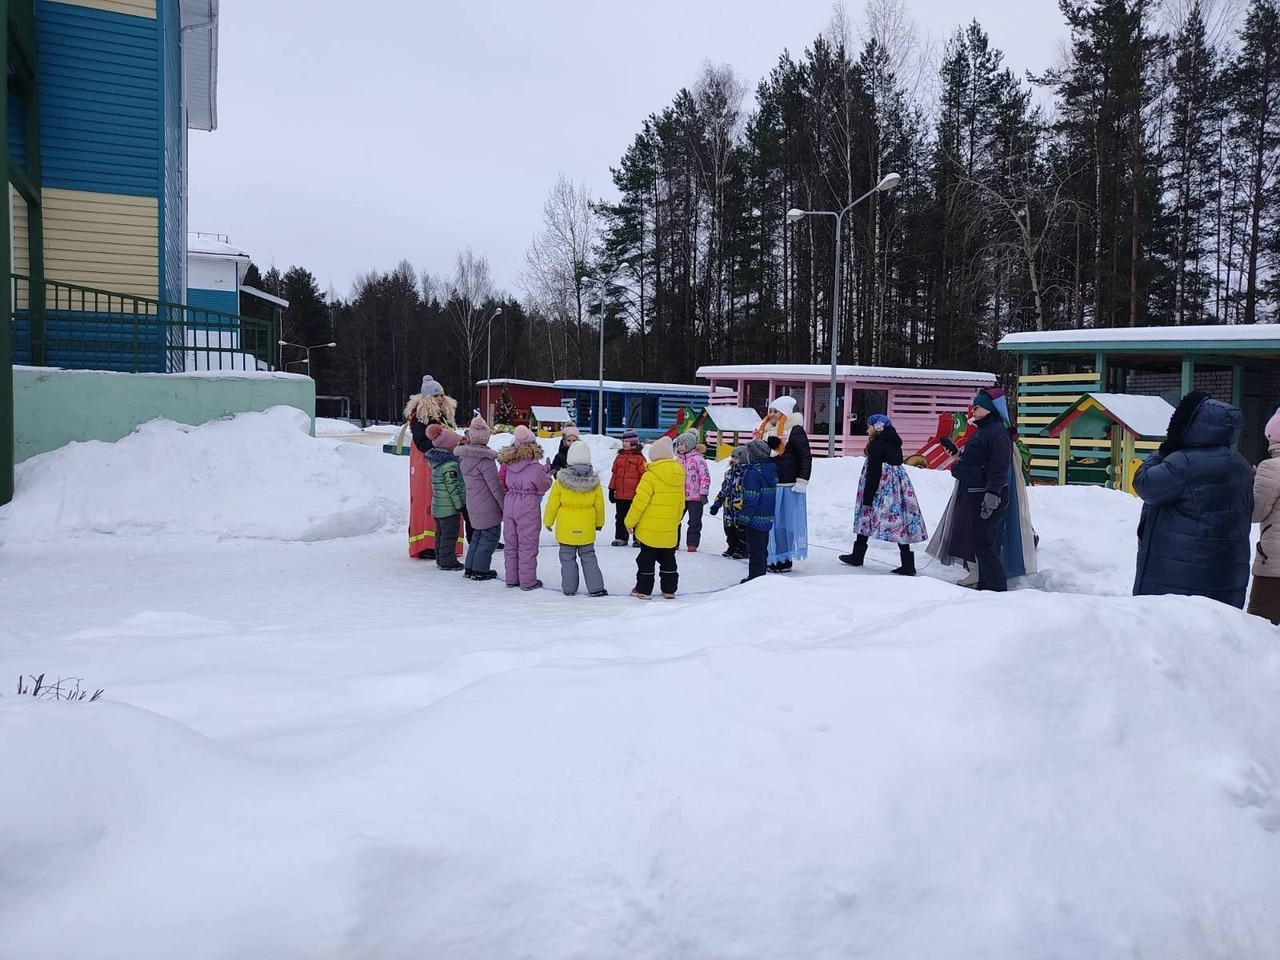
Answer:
[{"left": 498, "top": 426, "right": 552, "bottom": 590}]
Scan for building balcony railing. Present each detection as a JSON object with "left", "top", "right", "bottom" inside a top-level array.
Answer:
[{"left": 10, "top": 274, "right": 278, "bottom": 373}]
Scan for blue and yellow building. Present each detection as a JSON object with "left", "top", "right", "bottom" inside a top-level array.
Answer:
[{"left": 2, "top": 0, "right": 245, "bottom": 503}]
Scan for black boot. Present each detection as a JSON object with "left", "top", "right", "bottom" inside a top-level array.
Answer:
[
  {"left": 839, "top": 535, "right": 869, "bottom": 567},
  {"left": 892, "top": 544, "right": 916, "bottom": 576}
]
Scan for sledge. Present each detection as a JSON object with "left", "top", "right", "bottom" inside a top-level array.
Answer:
[{"left": 904, "top": 412, "right": 974, "bottom": 469}]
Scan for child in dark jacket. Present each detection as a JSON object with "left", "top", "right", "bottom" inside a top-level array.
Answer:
[
  {"left": 710, "top": 445, "right": 749, "bottom": 559},
  {"left": 608, "top": 428, "right": 647, "bottom": 546},
  {"left": 547, "top": 424, "right": 581, "bottom": 478},
  {"left": 738, "top": 440, "right": 778, "bottom": 582},
  {"left": 425, "top": 425, "right": 467, "bottom": 571}
]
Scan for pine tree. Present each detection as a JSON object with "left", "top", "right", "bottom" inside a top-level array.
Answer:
[
  {"left": 1225, "top": 0, "right": 1280, "bottom": 324},
  {"left": 1160, "top": 1, "right": 1223, "bottom": 324}
]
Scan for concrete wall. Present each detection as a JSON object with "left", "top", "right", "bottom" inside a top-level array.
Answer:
[{"left": 13, "top": 365, "right": 315, "bottom": 463}]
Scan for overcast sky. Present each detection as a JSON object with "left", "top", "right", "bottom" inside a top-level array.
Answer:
[{"left": 188, "top": 0, "right": 1068, "bottom": 299}]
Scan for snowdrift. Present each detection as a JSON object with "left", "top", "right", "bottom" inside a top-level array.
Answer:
[
  {"left": 2, "top": 577, "right": 1279, "bottom": 959},
  {"left": 0, "top": 407, "right": 406, "bottom": 542}
]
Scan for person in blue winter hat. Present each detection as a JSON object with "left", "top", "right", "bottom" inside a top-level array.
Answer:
[{"left": 840, "top": 414, "right": 928, "bottom": 574}]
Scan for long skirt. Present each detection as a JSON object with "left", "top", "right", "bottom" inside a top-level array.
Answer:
[
  {"left": 1001, "top": 467, "right": 1038, "bottom": 579},
  {"left": 408, "top": 446, "right": 436, "bottom": 558},
  {"left": 926, "top": 480, "right": 973, "bottom": 567},
  {"left": 854, "top": 464, "right": 928, "bottom": 543},
  {"left": 768, "top": 486, "right": 809, "bottom": 563},
  {"left": 927, "top": 471, "right": 1037, "bottom": 577}
]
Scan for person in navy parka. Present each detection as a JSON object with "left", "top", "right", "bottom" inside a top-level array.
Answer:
[{"left": 1133, "top": 391, "right": 1254, "bottom": 608}]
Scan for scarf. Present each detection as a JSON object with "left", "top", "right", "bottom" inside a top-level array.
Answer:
[{"left": 753, "top": 415, "right": 788, "bottom": 451}]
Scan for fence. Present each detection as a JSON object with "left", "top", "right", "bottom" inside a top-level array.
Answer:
[{"left": 10, "top": 274, "right": 277, "bottom": 373}]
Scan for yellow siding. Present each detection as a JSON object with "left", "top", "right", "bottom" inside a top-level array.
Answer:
[
  {"left": 11, "top": 186, "right": 30, "bottom": 277},
  {"left": 42, "top": 188, "right": 158, "bottom": 299},
  {"left": 52, "top": 0, "right": 156, "bottom": 18},
  {"left": 11, "top": 187, "right": 30, "bottom": 310}
]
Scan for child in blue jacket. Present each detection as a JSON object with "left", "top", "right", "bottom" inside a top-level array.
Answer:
[
  {"left": 710, "top": 445, "right": 749, "bottom": 559},
  {"left": 738, "top": 440, "right": 778, "bottom": 582}
]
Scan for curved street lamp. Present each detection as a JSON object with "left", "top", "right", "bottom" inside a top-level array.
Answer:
[
  {"left": 277, "top": 339, "right": 336, "bottom": 372},
  {"left": 786, "top": 172, "right": 902, "bottom": 456}
]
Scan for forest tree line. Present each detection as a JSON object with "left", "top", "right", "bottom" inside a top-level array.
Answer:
[{"left": 249, "top": 0, "right": 1280, "bottom": 423}]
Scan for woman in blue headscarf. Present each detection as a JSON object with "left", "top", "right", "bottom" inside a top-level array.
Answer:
[{"left": 839, "top": 413, "right": 929, "bottom": 575}]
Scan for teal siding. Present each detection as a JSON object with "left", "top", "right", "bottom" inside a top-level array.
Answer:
[
  {"left": 158, "top": 0, "right": 184, "bottom": 302},
  {"left": 36, "top": 1, "right": 160, "bottom": 196},
  {"left": 185, "top": 288, "right": 239, "bottom": 316}
]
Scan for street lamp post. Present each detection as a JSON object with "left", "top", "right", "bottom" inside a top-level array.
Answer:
[
  {"left": 484, "top": 306, "right": 504, "bottom": 421},
  {"left": 582, "top": 277, "right": 612, "bottom": 435},
  {"left": 787, "top": 172, "right": 902, "bottom": 458},
  {"left": 277, "top": 339, "right": 336, "bottom": 373}
]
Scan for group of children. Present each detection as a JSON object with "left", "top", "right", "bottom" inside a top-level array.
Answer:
[{"left": 420, "top": 419, "right": 781, "bottom": 599}]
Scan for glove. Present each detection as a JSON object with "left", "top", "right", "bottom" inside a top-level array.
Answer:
[
  {"left": 793, "top": 478, "right": 809, "bottom": 494},
  {"left": 710, "top": 501, "right": 721, "bottom": 516},
  {"left": 767, "top": 435, "right": 782, "bottom": 450},
  {"left": 980, "top": 492, "right": 1001, "bottom": 520},
  {"left": 941, "top": 437, "right": 959, "bottom": 455},
  {"left": 608, "top": 490, "right": 616, "bottom": 503}
]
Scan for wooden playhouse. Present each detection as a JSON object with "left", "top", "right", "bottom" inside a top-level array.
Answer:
[{"left": 1042, "top": 392, "right": 1174, "bottom": 494}]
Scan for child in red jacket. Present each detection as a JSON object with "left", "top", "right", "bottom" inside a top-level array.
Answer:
[{"left": 608, "top": 429, "right": 647, "bottom": 546}]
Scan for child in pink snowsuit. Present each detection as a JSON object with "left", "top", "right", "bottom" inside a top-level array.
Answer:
[{"left": 498, "top": 426, "right": 552, "bottom": 590}]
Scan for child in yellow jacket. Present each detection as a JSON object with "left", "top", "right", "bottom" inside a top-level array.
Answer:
[
  {"left": 625, "top": 436, "right": 687, "bottom": 599},
  {"left": 543, "top": 441, "right": 607, "bottom": 597}
]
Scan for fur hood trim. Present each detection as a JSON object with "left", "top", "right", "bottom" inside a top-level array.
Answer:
[
  {"left": 557, "top": 465, "right": 600, "bottom": 492},
  {"left": 404, "top": 393, "right": 458, "bottom": 425},
  {"left": 498, "top": 441, "right": 544, "bottom": 465}
]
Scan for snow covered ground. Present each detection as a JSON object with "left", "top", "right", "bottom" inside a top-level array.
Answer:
[{"left": 2, "top": 408, "right": 1278, "bottom": 959}]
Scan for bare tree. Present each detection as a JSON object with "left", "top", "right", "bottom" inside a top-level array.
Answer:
[
  {"left": 444, "top": 249, "right": 495, "bottom": 409},
  {"left": 521, "top": 175, "right": 597, "bottom": 377}
]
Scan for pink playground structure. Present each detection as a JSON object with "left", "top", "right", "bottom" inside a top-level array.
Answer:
[{"left": 695, "top": 363, "right": 997, "bottom": 458}]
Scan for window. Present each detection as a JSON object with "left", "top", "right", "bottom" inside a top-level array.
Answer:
[
  {"left": 628, "top": 396, "right": 657, "bottom": 429},
  {"left": 849, "top": 390, "right": 888, "bottom": 435}
]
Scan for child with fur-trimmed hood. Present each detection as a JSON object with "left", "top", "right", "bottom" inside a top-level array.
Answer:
[
  {"left": 424, "top": 424, "right": 466, "bottom": 571},
  {"left": 498, "top": 426, "right": 553, "bottom": 590},
  {"left": 456, "top": 416, "right": 505, "bottom": 581},
  {"left": 544, "top": 441, "right": 608, "bottom": 597}
]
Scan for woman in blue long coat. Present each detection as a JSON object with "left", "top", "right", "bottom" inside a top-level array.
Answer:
[{"left": 1133, "top": 391, "right": 1254, "bottom": 608}]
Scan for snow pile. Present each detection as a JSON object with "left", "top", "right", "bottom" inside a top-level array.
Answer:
[
  {"left": 2, "top": 578, "right": 1279, "bottom": 958},
  {"left": 313, "top": 416, "right": 363, "bottom": 436},
  {"left": 0, "top": 406, "right": 405, "bottom": 543},
  {"left": 2, "top": 410, "right": 1278, "bottom": 957}
]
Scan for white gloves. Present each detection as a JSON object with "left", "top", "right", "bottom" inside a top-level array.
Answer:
[{"left": 793, "top": 478, "right": 809, "bottom": 494}]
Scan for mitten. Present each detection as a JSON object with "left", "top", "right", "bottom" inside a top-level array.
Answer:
[
  {"left": 767, "top": 435, "right": 782, "bottom": 450},
  {"left": 710, "top": 502, "right": 721, "bottom": 516},
  {"left": 794, "top": 478, "right": 809, "bottom": 494},
  {"left": 980, "top": 492, "right": 1001, "bottom": 520},
  {"left": 941, "top": 436, "right": 959, "bottom": 455},
  {"left": 608, "top": 490, "right": 616, "bottom": 503}
]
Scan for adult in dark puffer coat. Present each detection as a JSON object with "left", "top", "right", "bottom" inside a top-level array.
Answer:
[{"left": 1133, "top": 391, "right": 1254, "bottom": 608}]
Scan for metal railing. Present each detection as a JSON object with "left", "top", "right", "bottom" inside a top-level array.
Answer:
[{"left": 10, "top": 274, "right": 278, "bottom": 373}]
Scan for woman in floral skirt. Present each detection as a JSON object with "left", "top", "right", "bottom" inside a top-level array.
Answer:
[{"left": 839, "top": 413, "right": 928, "bottom": 575}]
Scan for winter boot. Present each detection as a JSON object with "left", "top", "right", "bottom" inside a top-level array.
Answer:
[
  {"left": 891, "top": 544, "right": 916, "bottom": 576},
  {"left": 839, "top": 536, "right": 869, "bottom": 567},
  {"left": 612, "top": 539, "right": 628, "bottom": 547},
  {"left": 958, "top": 565, "right": 979, "bottom": 587}
]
